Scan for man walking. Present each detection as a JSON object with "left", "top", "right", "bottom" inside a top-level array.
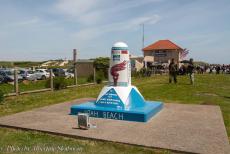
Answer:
[
  {"left": 187, "top": 58, "right": 195, "bottom": 85},
  {"left": 169, "top": 58, "right": 178, "bottom": 83}
]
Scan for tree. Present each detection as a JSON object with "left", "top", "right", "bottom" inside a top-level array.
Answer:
[{"left": 93, "top": 57, "right": 110, "bottom": 79}]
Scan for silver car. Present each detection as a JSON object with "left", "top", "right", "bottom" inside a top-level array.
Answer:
[
  {"left": 35, "top": 69, "right": 54, "bottom": 80},
  {"left": 19, "top": 69, "right": 37, "bottom": 81}
]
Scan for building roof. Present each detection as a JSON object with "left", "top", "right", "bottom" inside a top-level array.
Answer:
[
  {"left": 142, "top": 40, "right": 183, "bottom": 51},
  {"left": 76, "top": 59, "right": 94, "bottom": 63}
]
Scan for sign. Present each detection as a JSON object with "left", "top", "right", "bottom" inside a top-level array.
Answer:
[{"left": 95, "top": 88, "right": 124, "bottom": 109}]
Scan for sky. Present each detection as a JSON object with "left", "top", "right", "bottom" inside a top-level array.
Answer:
[{"left": 0, "top": 0, "right": 229, "bottom": 64}]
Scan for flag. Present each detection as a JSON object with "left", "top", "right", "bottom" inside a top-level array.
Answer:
[{"left": 180, "top": 48, "right": 189, "bottom": 59}]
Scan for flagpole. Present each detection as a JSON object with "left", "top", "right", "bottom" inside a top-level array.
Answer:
[{"left": 142, "top": 23, "right": 145, "bottom": 49}]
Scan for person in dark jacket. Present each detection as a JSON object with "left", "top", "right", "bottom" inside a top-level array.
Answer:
[
  {"left": 187, "top": 58, "right": 195, "bottom": 85},
  {"left": 169, "top": 58, "right": 178, "bottom": 83}
]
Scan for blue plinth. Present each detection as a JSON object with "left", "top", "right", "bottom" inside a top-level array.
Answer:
[{"left": 70, "top": 101, "right": 163, "bottom": 122}]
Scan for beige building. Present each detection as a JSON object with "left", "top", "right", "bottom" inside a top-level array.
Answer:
[
  {"left": 142, "top": 40, "right": 184, "bottom": 67},
  {"left": 130, "top": 57, "right": 144, "bottom": 71}
]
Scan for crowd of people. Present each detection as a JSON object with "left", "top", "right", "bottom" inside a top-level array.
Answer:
[
  {"left": 178, "top": 64, "right": 230, "bottom": 75},
  {"left": 168, "top": 58, "right": 229, "bottom": 85},
  {"left": 207, "top": 64, "right": 230, "bottom": 74}
]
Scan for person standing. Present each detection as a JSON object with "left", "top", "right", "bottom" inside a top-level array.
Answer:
[
  {"left": 216, "top": 65, "right": 221, "bottom": 74},
  {"left": 169, "top": 58, "right": 178, "bottom": 83},
  {"left": 187, "top": 58, "right": 195, "bottom": 85}
]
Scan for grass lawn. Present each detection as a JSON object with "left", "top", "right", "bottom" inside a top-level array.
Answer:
[
  {"left": 0, "top": 77, "right": 91, "bottom": 94},
  {"left": 0, "top": 74, "right": 229, "bottom": 153}
]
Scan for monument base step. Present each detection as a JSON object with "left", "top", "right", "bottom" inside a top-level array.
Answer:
[{"left": 70, "top": 101, "right": 163, "bottom": 122}]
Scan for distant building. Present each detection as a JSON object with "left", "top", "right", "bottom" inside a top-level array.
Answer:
[
  {"left": 142, "top": 40, "right": 184, "bottom": 67},
  {"left": 41, "top": 60, "right": 69, "bottom": 67},
  {"left": 76, "top": 59, "right": 94, "bottom": 77},
  {"left": 59, "top": 60, "right": 69, "bottom": 66},
  {"left": 130, "top": 56, "right": 144, "bottom": 71}
]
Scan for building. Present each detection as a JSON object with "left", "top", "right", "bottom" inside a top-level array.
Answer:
[
  {"left": 142, "top": 40, "right": 184, "bottom": 67},
  {"left": 41, "top": 60, "right": 69, "bottom": 67},
  {"left": 130, "top": 56, "right": 144, "bottom": 71},
  {"left": 76, "top": 59, "right": 94, "bottom": 77}
]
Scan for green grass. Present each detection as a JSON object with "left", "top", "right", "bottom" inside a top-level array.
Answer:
[
  {"left": 0, "top": 74, "right": 229, "bottom": 154},
  {"left": 0, "top": 77, "right": 91, "bottom": 94},
  {"left": 0, "top": 128, "right": 166, "bottom": 154},
  {"left": 135, "top": 74, "right": 230, "bottom": 140}
]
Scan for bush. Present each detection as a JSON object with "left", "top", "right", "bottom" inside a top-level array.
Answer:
[
  {"left": 0, "top": 90, "right": 4, "bottom": 103},
  {"left": 96, "top": 70, "right": 104, "bottom": 84},
  {"left": 139, "top": 68, "right": 152, "bottom": 77},
  {"left": 87, "top": 74, "right": 94, "bottom": 83},
  {"left": 93, "top": 57, "right": 110, "bottom": 79},
  {"left": 45, "top": 77, "right": 67, "bottom": 90},
  {"left": 131, "top": 71, "right": 141, "bottom": 78}
]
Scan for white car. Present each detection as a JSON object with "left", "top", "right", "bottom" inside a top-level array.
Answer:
[
  {"left": 64, "top": 69, "right": 74, "bottom": 78},
  {"left": 19, "top": 69, "right": 37, "bottom": 81},
  {"left": 35, "top": 69, "right": 54, "bottom": 80}
]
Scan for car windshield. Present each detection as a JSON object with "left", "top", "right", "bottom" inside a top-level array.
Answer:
[
  {"left": 5, "top": 71, "right": 13, "bottom": 75},
  {"left": 36, "top": 70, "right": 43, "bottom": 73},
  {"left": 28, "top": 71, "right": 34, "bottom": 74},
  {"left": 19, "top": 70, "right": 25, "bottom": 74}
]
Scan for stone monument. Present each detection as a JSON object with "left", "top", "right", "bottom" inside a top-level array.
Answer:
[{"left": 70, "top": 42, "right": 163, "bottom": 122}]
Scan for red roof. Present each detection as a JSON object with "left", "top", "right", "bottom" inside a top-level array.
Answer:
[{"left": 142, "top": 40, "right": 183, "bottom": 51}]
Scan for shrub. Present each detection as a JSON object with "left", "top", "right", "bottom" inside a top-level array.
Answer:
[
  {"left": 93, "top": 57, "right": 110, "bottom": 79},
  {"left": 0, "top": 90, "right": 4, "bottom": 103},
  {"left": 139, "top": 68, "right": 152, "bottom": 77},
  {"left": 45, "top": 77, "right": 67, "bottom": 90},
  {"left": 96, "top": 70, "right": 104, "bottom": 84},
  {"left": 131, "top": 71, "right": 141, "bottom": 78},
  {"left": 87, "top": 74, "right": 94, "bottom": 83}
]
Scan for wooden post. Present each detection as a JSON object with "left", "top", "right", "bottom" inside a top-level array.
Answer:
[
  {"left": 14, "top": 68, "right": 19, "bottom": 96},
  {"left": 50, "top": 69, "right": 54, "bottom": 91},
  {"left": 73, "top": 49, "right": 77, "bottom": 85},
  {"left": 93, "top": 67, "right": 96, "bottom": 83}
]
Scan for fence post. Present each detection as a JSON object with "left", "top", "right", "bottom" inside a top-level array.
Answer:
[
  {"left": 93, "top": 67, "right": 96, "bottom": 83},
  {"left": 73, "top": 49, "right": 77, "bottom": 85},
  {"left": 14, "top": 68, "right": 19, "bottom": 96},
  {"left": 50, "top": 69, "right": 54, "bottom": 91}
]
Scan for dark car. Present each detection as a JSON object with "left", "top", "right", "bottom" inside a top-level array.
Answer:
[
  {"left": 0, "top": 75, "right": 7, "bottom": 83},
  {"left": 0, "top": 69, "right": 23, "bottom": 83},
  {"left": 0, "top": 71, "right": 14, "bottom": 82},
  {"left": 52, "top": 68, "right": 65, "bottom": 77}
]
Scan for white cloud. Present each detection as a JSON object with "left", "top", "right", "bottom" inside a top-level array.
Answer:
[
  {"left": 54, "top": 0, "right": 163, "bottom": 25},
  {"left": 72, "top": 14, "right": 161, "bottom": 41},
  {"left": 7, "top": 16, "right": 40, "bottom": 27},
  {"left": 55, "top": 0, "right": 100, "bottom": 16}
]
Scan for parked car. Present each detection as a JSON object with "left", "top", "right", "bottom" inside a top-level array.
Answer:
[
  {"left": 0, "top": 69, "right": 23, "bottom": 82},
  {"left": 0, "top": 75, "right": 6, "bottom": 83},
  {"left": 64, "top": 69, "right": 74, "bottom": 78},
  {"left": 34, "top": 69, "right": 54, "bottom": 80},
  {"left": 19, "top": 69, "right": 37, "bottom": 81},
  {"left": 52, "top": 68, "right": 66, "bottom": 77}
]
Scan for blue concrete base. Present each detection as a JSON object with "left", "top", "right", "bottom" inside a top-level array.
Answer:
[{"left": 70, "top": 101, "right": 163, "bottom": 122}]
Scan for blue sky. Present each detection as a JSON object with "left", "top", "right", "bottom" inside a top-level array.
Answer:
[{"left": 0, "top": 0, "right": 229, "bottom": 64}]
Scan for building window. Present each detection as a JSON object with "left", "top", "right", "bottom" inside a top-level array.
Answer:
[{"left": 154, "top": 50, "right": 167, "bottom": 57}]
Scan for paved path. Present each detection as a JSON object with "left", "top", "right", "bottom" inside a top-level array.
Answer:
[{"left": 0, "top": 98, "right": 229, "bottom": 154}]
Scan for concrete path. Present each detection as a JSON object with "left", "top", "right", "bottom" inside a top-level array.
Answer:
[{"left": 0, "top": 98, "right": 229, "bottom": 154}]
